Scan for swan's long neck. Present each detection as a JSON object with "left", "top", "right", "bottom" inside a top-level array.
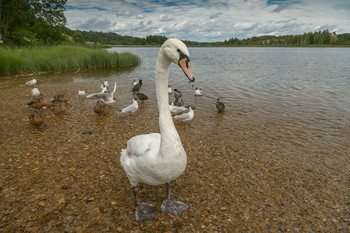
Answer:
[{"left": 156, "top": 49, "right": 183, "bottom": 156}]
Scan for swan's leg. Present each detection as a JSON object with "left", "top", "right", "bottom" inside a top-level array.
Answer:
[
  {"left": 133, "top": 186, "right": 155, "bottom": 221},
  {"left": 161, "top": 182, "right": 189, "bottom": 216}
]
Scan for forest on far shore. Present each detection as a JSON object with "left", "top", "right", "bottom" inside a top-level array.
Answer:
[
  {"left": 64, "top": 28, "right": 350, "bottom": 47},
  {"left": 1, "top": 0, "right": 349, "bottom": 47}
]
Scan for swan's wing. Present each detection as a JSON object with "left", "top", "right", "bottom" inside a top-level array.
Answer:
[
  {"left": 109, "top": 81, "right": 117, "bottom": 99},
  {"left": 127, "top": 133, "right": 160, "bottom": 157},
  {"left": 86, "top": 93, "right": 107, "bottom": 99}
]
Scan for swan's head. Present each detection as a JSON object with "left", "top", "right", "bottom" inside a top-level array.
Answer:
[{"left": 162, "top": 38, "right": 195, "bottom": 82}]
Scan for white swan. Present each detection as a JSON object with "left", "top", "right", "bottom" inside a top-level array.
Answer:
[
  {"left": 121, "top": 98, "right": 138, "bottom": 114},
  {"left": 120, "top": 38, "right": 194, "bottom": 221},
  {"left": 169, "top": 103, "right": 187, "bottom": 113},
  {"left": 174, "top": 106, "right": 195, "bottom": 121},
  {"left": 31, "top": 85, "right": 40, "bottom": 96}
]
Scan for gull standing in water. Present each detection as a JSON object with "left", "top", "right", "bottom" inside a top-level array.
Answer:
[
  {"left": 31, "top": 85, "right": 40, "bottom": 96},
  {"left": 174, "top": 106, "right": 195, "bottom": 121},
  {"left": 121, "top": 98, "right": 138, "bottom": 114},
  {"left": 194, "top": 87, "right": 202, "bottom": 96}
]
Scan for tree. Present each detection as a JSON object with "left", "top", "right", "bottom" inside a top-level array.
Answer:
[
  {"left": 73, "top": 30, "right": 85, "bottom": 44},
  {"left": 0, "top": 0, "right": 67, "bottom": 45}
]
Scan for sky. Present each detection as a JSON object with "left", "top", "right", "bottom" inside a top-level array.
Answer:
[{"left": 64, "top": 0, "right": 350, "bottom": 42}]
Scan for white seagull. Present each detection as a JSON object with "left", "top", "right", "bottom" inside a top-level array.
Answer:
[
  {"left": 121, "top": 98, "right": 138, "bottom": 114},
  {"left": 78, "top": 90, "right": 86, "bottom": 96},
  {"left": 168, "top": 85, "right": 173, "bottom": 94},
  {"left": 25, "top": 78, "right": 37, "bottom": 86},
  {"left": 169, "top": 103, "right": 187, "bottom": 113},
  {"left": 31, "top": 85, "right": 40, "bottom": 96},
  {"left": 194, "top": 87, "right": 202, "bottom": 96},
  {"left": 174, "top": 106, "right": 195, "bottom": 121}
]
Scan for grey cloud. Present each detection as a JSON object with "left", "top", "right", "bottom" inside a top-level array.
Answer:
[
  {"left": 159, "top": 14, "right": 174, "bottom": 22},
  {"left": 209, "top": 12, "right": 223, "bottom": 19},
  {"left": 75, "top": 18, "right": 112, "bottom": 31},
  {"left": 272, "top": 4, "right": 287, "bottom": 13},
  {"left": 116, "top": 10, "right": 131, "bottom": 17},
  {"left": 314, "top": 24, "right": 337, "bottom": 32},
  {"left": 136, "top": 14, "right": 145, "bottom": 19}
]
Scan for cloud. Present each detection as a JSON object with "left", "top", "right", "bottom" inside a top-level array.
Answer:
[
  {"left": 159, "top": 14, "right": 174, "bottom": 22},
  {"left": 136, "top": 14, "right": 145, "bottom": 19},
  {"left": 116, "top": 10, "right": 131, "bottom": 17},
  {"left": 65, "top": 0, "right": 350, "bottom": 42},
  {"left": 209, "top": 12, "right": 223, "bottom": 19},
  {"left": 272, "top": 4, "right": 287, "bottom": 13}
]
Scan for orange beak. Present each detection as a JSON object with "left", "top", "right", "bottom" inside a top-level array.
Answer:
[{"left": 179, "top": 57, "right": 195, "bottom": 82}]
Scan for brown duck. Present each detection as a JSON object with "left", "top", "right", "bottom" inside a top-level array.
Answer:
[
  {"left": 47, "top": 102, "right": 68, "bottom": 116},
  {"left": 94, "top": 100, "right": 109, "bottom": 116},
  {"left": 52, "top": 94, "right": 69, "bottom": 103},
  {"left": 27, "top": 94, "right": 46, "bottom": 111},
  {"left": 29, "top": 111, "right": 44, "bottom": 128}
]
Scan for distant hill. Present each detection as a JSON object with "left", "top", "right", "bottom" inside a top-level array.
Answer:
[{"left": 65, "top": 28, "right": 350, "bottom": 47}]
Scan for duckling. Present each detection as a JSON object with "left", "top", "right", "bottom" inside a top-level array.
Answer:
[
  {"left": 216, "top": 98, "right": 225, "bottom": 112},
  {"left": 29, "top": 110, "right": 44, "bottom": 128},
  {"left": 27, "top": 94, "right": 46, "bottom": 111},
  {"left": 94, "top": 100, "right": 109, "bottom": 116}
]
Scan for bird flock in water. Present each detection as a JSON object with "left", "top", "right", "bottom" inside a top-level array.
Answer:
[{"left": 24, "top": 77, "right": 225, "bottom": 129}]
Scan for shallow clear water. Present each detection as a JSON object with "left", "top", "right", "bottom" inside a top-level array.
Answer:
[
  {"left": 108, "top": 47, "right": 350, "bottom": 157},
  {"left": 1, "top": 46, "right": 350, "bottom": 232}
]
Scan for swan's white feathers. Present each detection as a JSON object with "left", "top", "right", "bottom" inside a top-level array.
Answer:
[{"left": 120, "top": 38, "right": 191, "bottom": 188}]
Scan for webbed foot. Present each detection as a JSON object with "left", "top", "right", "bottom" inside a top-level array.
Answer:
[
  {"left": 161, "top": 198, "right": 189, "bottom": 216},
  {"left": 135, "top": 202, "right": 155, "bottom": 221}
]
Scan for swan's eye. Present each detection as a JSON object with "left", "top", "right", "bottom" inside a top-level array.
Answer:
[{"left": 177, "top": 49, "right": 180, "bottom": 52}]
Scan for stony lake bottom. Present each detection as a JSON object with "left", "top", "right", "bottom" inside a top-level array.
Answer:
[{"left": 0, "top": 47, "right": 349, "bottom": 232}]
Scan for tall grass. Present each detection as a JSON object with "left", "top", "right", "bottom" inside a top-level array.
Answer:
[{"left": 0, "top": 45, "right": 140, "bottom": 76}]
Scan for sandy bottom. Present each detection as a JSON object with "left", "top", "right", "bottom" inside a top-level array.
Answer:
[{"left": 0, "top": 77, "right": 349, "bottom": 232}]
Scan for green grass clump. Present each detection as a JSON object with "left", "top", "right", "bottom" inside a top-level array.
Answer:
[{"left": 0, "top": 45, "right": 140, "bottom": 76}]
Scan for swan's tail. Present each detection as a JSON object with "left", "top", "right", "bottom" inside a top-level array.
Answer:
[{"left": 120, "top": 148, "right": 129, "bottom": 167}]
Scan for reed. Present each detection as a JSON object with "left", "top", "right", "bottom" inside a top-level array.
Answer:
[{"left": 0, "top": 45, "right": 140, "bottom": 76}]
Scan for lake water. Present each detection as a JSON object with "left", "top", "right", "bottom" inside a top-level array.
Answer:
[
  {"left": 108, "top": 47, "right": 350, "bottom": 157},
  {"left": 1, "top": 46, "right": 350, "bottom": 231}
]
